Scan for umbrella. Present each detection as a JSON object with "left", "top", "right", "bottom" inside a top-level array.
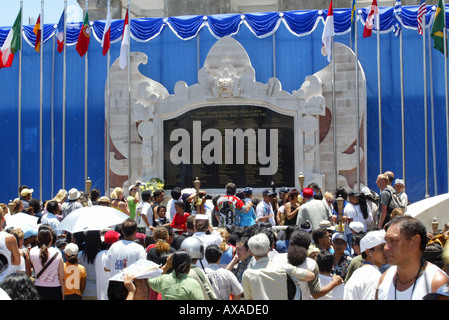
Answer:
[
  {"left": 4, "top": 212, "right": 39, "bottom": 230},
  {"left": 56, "top": 205, "right": 130, "bottom": 233}
]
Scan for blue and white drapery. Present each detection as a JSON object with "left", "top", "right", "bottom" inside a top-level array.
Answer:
[{"left": 0, "top": 4, "right": 441, "bottom": 47}]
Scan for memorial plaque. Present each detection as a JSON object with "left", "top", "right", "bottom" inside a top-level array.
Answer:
[{"left": 163, "top": 105, "right": 295, "bottom": 189}]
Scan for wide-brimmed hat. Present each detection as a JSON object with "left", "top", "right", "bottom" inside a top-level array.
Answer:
[{"left": 68, "top": 188, "right": 81, "bottom": 201}]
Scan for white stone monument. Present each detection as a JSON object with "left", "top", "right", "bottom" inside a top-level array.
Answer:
[{"left": 106, "top": 36, "right": 367, "bottom": 195}]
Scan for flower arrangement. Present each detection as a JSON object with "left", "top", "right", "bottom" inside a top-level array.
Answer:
[{"left": 139, "top": 178, "right": 165, "bottom": 192}]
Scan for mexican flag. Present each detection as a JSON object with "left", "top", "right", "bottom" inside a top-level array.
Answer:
[
  {"left": 431, "top": 0, "right": 447, "bottom": 55},
  {"left": 0, "top": 9, "right": 22, "bottom": 69},
  {"left": 76, "top": 11, "right": 90, "bottom": 57}
]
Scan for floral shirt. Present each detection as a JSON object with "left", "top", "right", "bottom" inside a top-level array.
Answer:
[{"left": 332, "top": 254, "right": 352, "bottom": 279}]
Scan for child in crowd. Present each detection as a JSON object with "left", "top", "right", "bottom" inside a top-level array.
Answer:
[
  {"left": 63, "top": 243, "right": 87, "bottom": 300},
  {"left": 154, "top": 206, "right": 171, "bottom": 227},
  {"left": 171, "top": 201, "right": 191, "bottom": 234}
]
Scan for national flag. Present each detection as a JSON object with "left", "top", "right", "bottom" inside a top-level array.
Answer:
[
  {"left": 33, "top": 14, "right": 41, "bottom": 52},
  {"left": 119, "top": 9, "right": 130, "bottom": 70},
  {"left": 76, "top": 11, "right": 90, "bottom": 57},
  {"left": 350, "top": 0, "right": 357, "bottom": 42},
  {"left": 56, "top": 10, "right": 65, "bottom": 53},
  {"left": 393, "top": 0, "right": 402, "bottom": 37},
  {"left": 0, "top": 8, "right": 21, "bottom": 69},
  {"left": 431, "top": 0, "right": 447, "bottom": 55},
  {"left": 393, "top": 0, "right": 402, "bottom": 17},
  {"left": 417, "top": 0, "right": 427, "bottom": 35},
  {"left": 322, "top": 0, "right": 334, "bottom": 62},
  {"left": 101, "top": 6, "right": 111, "bottom": 56},
  {"left": 363, "top": 0, "right": 378, "bottom": 38}
]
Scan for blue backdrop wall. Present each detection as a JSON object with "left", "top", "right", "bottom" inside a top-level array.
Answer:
[{"left": 0, "top": 4, "right": 448, "bottom": 205}]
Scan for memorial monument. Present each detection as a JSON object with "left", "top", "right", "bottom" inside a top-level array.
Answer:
[{"left": 106, "top": 36, "right": 367, "bottom": 194}]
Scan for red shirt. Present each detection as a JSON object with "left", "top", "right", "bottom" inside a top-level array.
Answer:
[{"left": 170, "top": 212, "right": 190, "bottom": 234}]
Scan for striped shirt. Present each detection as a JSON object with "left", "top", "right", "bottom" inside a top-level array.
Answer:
[{"left": 205, "top": 264, "right": 244, "bottom": 300}]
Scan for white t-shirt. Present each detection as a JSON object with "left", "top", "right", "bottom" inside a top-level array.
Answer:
[
  {"left": 343, "top": 263, "right": 381, "bottom": 300},
  {"left": 271, "top": 253, "right": 319, "bottom": 300},
  {"left": 95, "top": 250, "right": 110, "bottom": 300},
  {"left": 317, "top": 274, "right": 345, "bottom": 300},
  {"left": 78, "top": 251, "right": 97, "bottom": 298},
  {"left": 344, "top": 203, "right": 373, "bottom": 234},
  {"left": 104, "top": 240, "right": 147, "bottom": 278},
  {"left": 256, "top": 201, "right": 275, "bottom": 226},
  {"left": 166, "top": 199, "right": 176, "bottom": 222},
  {"left": 136, "top": 202, "right": 153, "bottom": 235}
]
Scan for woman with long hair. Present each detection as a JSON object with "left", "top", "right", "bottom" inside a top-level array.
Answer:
[
  {"left": 29, "top": 226, "right": 65, "bottom": 300},
  {"left": 78, "top": 230, "right": 101, "bottom": 300}
]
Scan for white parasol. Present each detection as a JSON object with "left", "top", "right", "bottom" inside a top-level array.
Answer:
[
  {"left": 56, "top": 205, "right": 129, "bottom": 233},
  {"left": 4, "top": 212, "right": 39, "bottom": 230}
]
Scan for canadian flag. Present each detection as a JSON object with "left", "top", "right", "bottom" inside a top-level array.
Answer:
[
  {"left": 322, "top": 0, "right": 334, "bottom": 62},
  {"left": 363, "top": 0, "right": 379, "bottom": 38}
]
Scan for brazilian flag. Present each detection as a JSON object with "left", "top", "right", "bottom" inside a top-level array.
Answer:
[{"left": 431, "top": 0, "right": 447, "bottom": 55}]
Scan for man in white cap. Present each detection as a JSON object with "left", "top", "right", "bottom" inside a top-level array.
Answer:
[
  {"left": 394, "top": 179, "right": 408, "bottom": 212},
  {"left": 343, "top": 230, "right": 386, "bottom": 300}
]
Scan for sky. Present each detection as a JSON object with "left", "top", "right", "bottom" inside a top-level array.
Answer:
[{"left": 0, "top": 0, "right": 83, "bottom": 27}]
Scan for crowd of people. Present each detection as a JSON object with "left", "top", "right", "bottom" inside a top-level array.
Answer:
[{"left": 0, "top": 170, "right": 448, "bottom": 301}]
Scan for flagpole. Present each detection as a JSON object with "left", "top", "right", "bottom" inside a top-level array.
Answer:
[
  {"left": 423, "top": 11, "right": 429, "bottom": 198},
  {"left": 332, "top": 34, "right": 337, "bottom": 190},
  {"left": 84, "top": 0, "right": 89, "bottom": 185},
  {"left": 355, "top": 5, "right": 360, "bottom": 190},
  {"left": 18, "top": 0, "right": 23, "bottom": 196},
  {"left": 62, "top": 0, "right": 67, "bottom": 190},
  {"left": 51, "top": 26, "right": 56, "bottom": 197},
  {"left": 428, "top": 7, "right": 437, "bottom": 196},
  {"left": 399, "top": 17, "right": 406, "bottom": 186},
  {"left": 127, "top": 1, "right": 132, "bottom": 182},
  {"left": 106, "top": 0, "right": 111, "bottom": 197},
  {"left": 377, "top": 7, "right": 382, "bottom": 174},
  {"left": 444, "top": 0, "right": 449, "bottom": 193},
  {"left": 39, "top": 0, "right": 44, "bottom": 201}
]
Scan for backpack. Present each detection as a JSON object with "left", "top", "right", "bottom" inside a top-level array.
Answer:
[
  {"left": 219, "top": 201, "right": 234, "bottom": 226},
  {"left": 385, "top": 185, "right": 406, "bottom": 211}
]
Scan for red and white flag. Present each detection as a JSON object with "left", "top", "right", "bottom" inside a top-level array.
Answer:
[
  {"left": 101, "top": 6, "right": 111, "bottom": 56},
  {"left": 322, "top": 0, "right": 334, "bottom": 62},
  {"left": 363, "top": 0, "right": 379, "bottom": 38},
  {"left": 119, "top": 9, "right": 130, "bottom": 70},
  {"left": 417, "top": 0, "right": 427, "bottom": 35}
]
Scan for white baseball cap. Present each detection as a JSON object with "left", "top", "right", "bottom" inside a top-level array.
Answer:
[{"left": 360, "top": 230, "right": 386, "bottom": 252}]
